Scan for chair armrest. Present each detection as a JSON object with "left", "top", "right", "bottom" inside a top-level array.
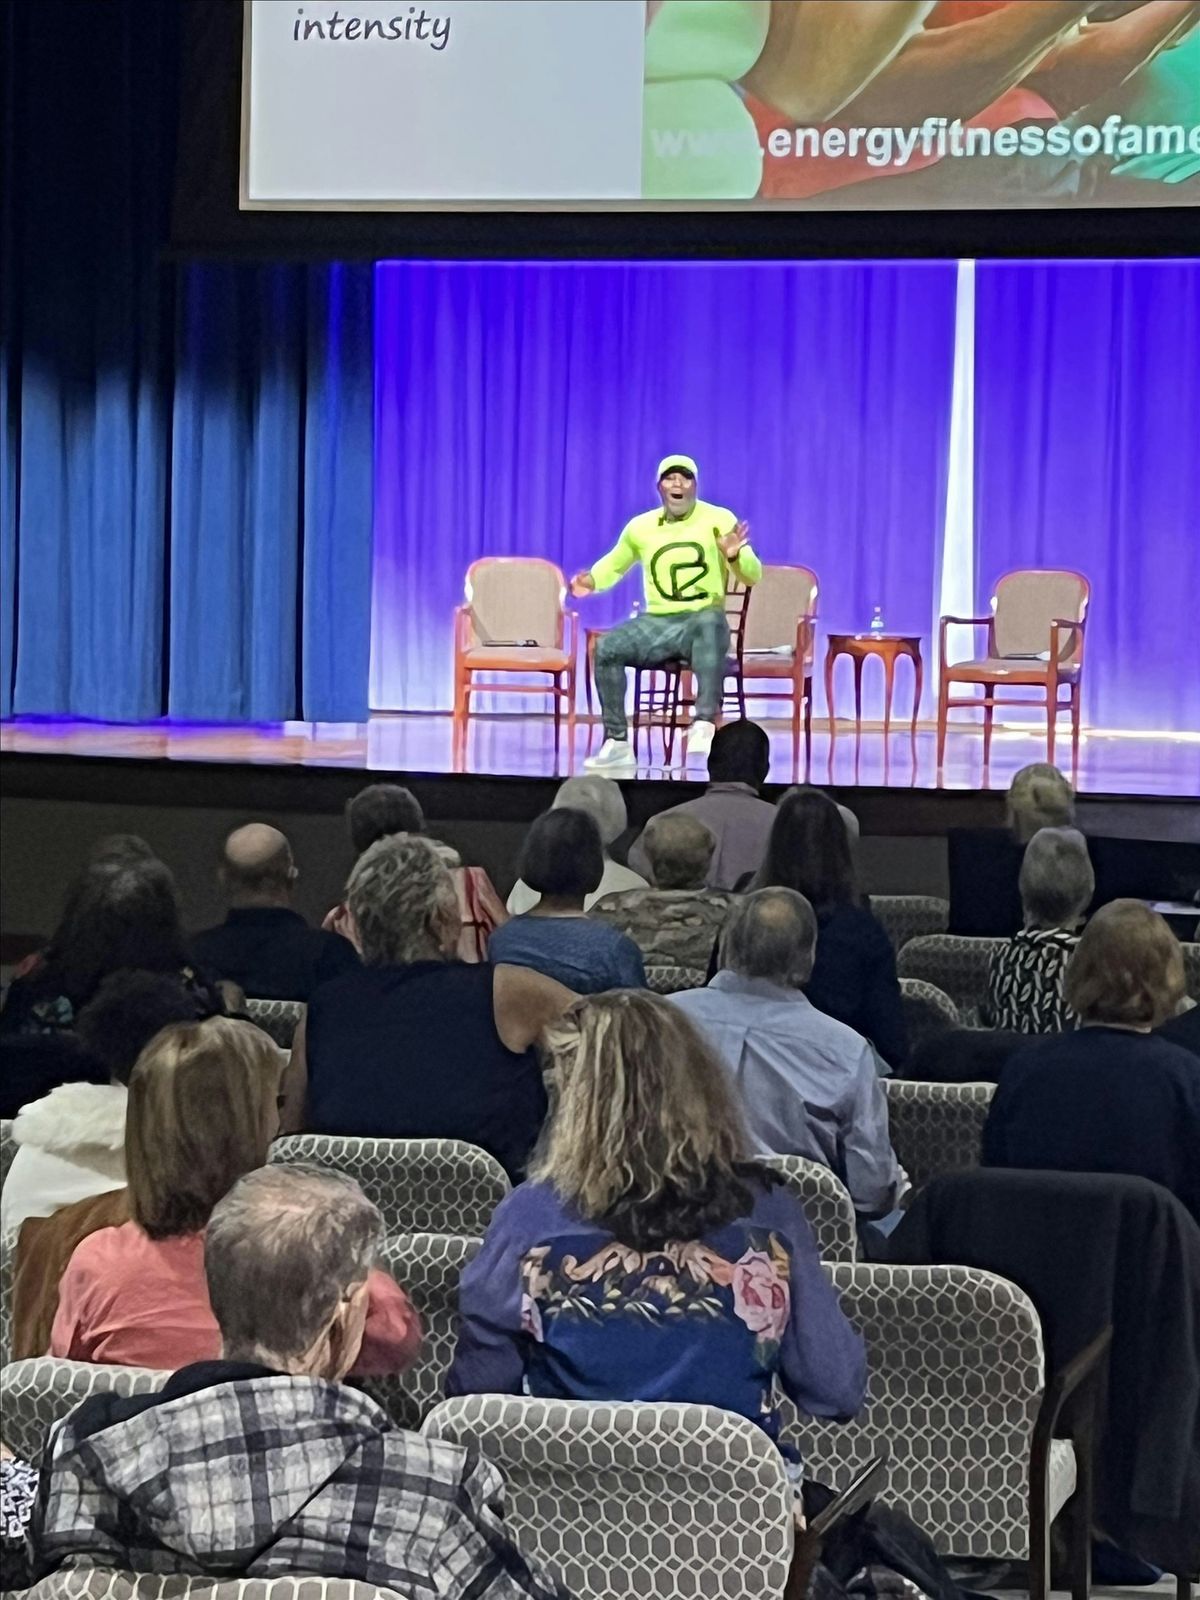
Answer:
[
  {"left": 794, "top": 612, "right": 818, "bottom": 664},
  {"left": 1050, "top": 615, "right": 1086, "bottom": 668},
  {"left": 564, "top": 608, "right": 579, "bottom": 657},
  {"left": 1036, "top": 1325, "right": 1112, "bottom": 1443},
  {"left": 940, "top": 614, "right": 994, "bottom": 628},
  {"left": 787, "top": 1452, "right": 890, "bottom": 1600},
  {"left": 939, "top": 613, "right": 994, "bottom": 669},
  {"left": 454, "top": 603, "right": 473, "bottom": 655}
]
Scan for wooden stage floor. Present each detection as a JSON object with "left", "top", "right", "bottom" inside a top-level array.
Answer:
[{"left": 3, "top": 712, "right": 1197, "bottom": 805}]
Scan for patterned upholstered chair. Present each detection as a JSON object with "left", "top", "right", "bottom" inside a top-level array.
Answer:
[
  {"left": 423, "top": 1397, "right": 794, "bottom": 1600},
  {"left": 883, "top": 1079, "right": 996, "bottom": 1192},
  {"left": 452, "top": 557, "right": 577, "bottom": 759},
  {"left": 897, "top": 934, "right": 1004, "bottom": 1022},
  {"left": 0, "top": 1116, "right": 15, "bottom": 1191},
  {"left": 20, "top": 1575, "right": 408, "bottom": 1598},
  {"left": 244, "top": 998, "right": 305, "bottom": 1049},
  {"left": 759, "top": 1155, "right": 857, "bottom": 1264},
  {"left": 733, "top": 563, "right": 819, "bottom": 769},
  {"left": 871, "top": 895, "right": 951, "bottom": 955},
  {"left": 644, "top": 963, "right": 708, "bottom": 996},
  {"left": 1182, "top": 942, "right": 1200, "bottom": 1000},
  {"left": 358, "top": 1232, "right": 481, "bottom": 1432},
  {"left": 1, "top": 1357, "right": 166, "bottom": 1465},
  {"left": 937, "top": 569, "right": 1090, "bottom": 766},
  {"left": 269, "top": 1135, "right": 510, "bottom": 1236},
  {"left": 898, "top": 979, "right": 960, "bottom": 1048},
  {"left": 1, "top": 1222, "right": 17, "bottom": 1367},
  {"left": 781, "top": 1263, "right": 1100, "bottom": 1599}
]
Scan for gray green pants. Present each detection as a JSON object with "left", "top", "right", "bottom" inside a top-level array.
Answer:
[{"left": 595, "top": 608, "right": 730, "bottom": 739}]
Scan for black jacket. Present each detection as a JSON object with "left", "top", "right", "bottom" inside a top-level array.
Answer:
[{"left": 190, "top": 906, "right": 359, "bottom": 1001}]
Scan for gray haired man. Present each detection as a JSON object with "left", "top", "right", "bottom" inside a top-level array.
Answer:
[{"left": 33, "top": 1164, "right": 564, "bottom": 1599}]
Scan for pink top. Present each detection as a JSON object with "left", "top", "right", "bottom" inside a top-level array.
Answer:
[{"left": 49, "top": 1222, "right": 422, "bottom": 1376}]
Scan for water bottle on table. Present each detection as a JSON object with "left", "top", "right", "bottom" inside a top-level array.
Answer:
[{"left": 869, "top": 605, "right": 885, "bottom": 636}]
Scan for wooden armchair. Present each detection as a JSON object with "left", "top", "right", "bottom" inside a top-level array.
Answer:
[
  {"left": 729, "top": 563, "right": 819, "bottom": 768},
  {"left": 937, "top": 569, "right": 1090, "bottom": 767}
]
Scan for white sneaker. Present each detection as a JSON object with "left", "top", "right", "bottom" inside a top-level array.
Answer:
[
  {"left": 585, "top": 738, "right": 636, "bottom": 772},
  {"left": 687, "top": 719, "right": 716, "bottom": 758}
]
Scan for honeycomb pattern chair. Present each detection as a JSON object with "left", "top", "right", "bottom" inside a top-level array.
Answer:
[
  {"left": 422, "top": 1397, "right": 795, "bottom": 1600},
  {"left": 643, "top": 963, "right": 708, "bottom": 996},
  {"left": 898, "top": 979, "right": 961, "bottom": 1048},
  {"left": 0, "top": 1116, "right": 15, "bottom": 1191},
  {"left": 870, "top": 895, "right": 951, "bottom": 955},
  {"left": 357, "top": 1232, "right": 481, "bottom": 1432},
  {"left": 897, "top": 934, "right": 1004, "bottom": 1022},
  {"left": 1182, "top": 942, "right": 1200, "bottom": 1000},
  {"left": 780, "top": 1263, "right": 1097, "bottom": 1597},
  {"left": 1, "top": 1357, "right": 167, "bottom": 1466},
  {"left": 20, "top": 1577, "right": 407, "bottom": 1599},
  {"left": 244, "top": 998, "right": 305, "bottom": 1049},
  {"left": 883, "top": 1079, "right": 995, "bottom": 1191},
  {"left": 270, "top": 1135, "right": 510, "bottom": 1236},
  {"left": 1, "top": 1222, "right": 16, "bottom": 1367},
  {"left": 759, "top": 1155, "right": 857, "bottom": 1264},
  {"left": 937, "top": 568, "right": 1090, "bottom": 766}
]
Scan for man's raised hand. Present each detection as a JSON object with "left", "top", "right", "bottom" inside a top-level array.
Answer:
[
  {"left": 717, "top": 521, "right": 750, "bottom": 561},
  {"left": 569, "top": 571, "right": 596, "bottom": 598}
]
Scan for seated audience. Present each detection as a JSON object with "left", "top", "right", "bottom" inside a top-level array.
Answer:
[
  {"left": 296, "top": 835, "right": 573, "bottom": 1180},
  {"left": 948, "top": 762, "right": 1077, "bottom": 937},
  {"left": 507, "top": 774, "right": 647, "bottom": 913},
  {"left": 751, "top": 788, "right": 907, "bottom": 1068},
  {"left": 670, "top": 891, "right": 901, "bottom": 1217},
  {"left": 190, "top": 822, "right": 358, "bottom": 999},
  {"left": 50, "top": 1015, "right": 421, "bottom": 1373},
  {"left": 488, "top": 810, "right": 646, "bottom": 993},
  {"left": 591, "top": 814, "right": 731, "bottom": 972},
  {"left": 33, "top": 1164, "right": 562, "bottom": 1600},
  {"left": 0, "top": 856, "right": 225, "bottom": 1116},
  {"left": 1, "top": 970, "right": 207, "bottom": 1234},
  {"left": 982, "top": 826, "right": 1094, "bottom": 1034},
  {"left": 326, "top": 781, "right": 507, "bottom": 961},
  {"left": 447, "top": 991, "right": 866, "bottom": 1451},
  {"left": 983, "top": 901, "right": 1200, "bottom": 1222},
  {"left": 628, "top": 719, "right": 776, "bottom": 890}
]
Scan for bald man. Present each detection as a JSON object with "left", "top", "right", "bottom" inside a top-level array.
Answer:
[{"left": 190, "top": 823, "right": 359, "bottom": 1000}]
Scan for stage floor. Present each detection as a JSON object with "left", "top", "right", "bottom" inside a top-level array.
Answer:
[{"left": 2, "top": 713, "right": 1198, "bottom": 802}]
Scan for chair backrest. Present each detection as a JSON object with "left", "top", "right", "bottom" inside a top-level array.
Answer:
[
  {"left": 0, "top": 1116, "right": 15, "bottom": 1191},
  {"left": 897, "top": 934, "right": 1002, "bottom": 1019},
  {"left": 643, "top": 962, "right": 709, "bottom": 996},
  {"left": 422, "top": 1396, "right": 794, "bottom": 1600},
  {"left": 742, "top": 564, "right": 819, "bottom": 653},
  {"left": 1, "top": 1357, "right": 166, "bottom": 1466},
  {"left": 463, "top": 557, "right": 565, "bottom": 650},
  {"left": 898, "top": 978, "right": 961, "bottom": 1047},
  {"left": 883, "top": 1079, "right": 996, "bottom": 1191},
  {"left": 992, "top": 570, "right": 1089, "bottom": 661},
  {"left": 19, "top": 1575, "right": 407, "bottom": 1598},
  {"left": 871, "top": 895, "right": 950, "bottom": 955},
  {"left": 269, "top": 1135, "right": 509, "bottom": 1236},
  {"left": 357, "top": 1232, "right": 481, "bottom": 1432},
  {"left": 244, "top": 998, "right": 305, "bottom": 1049},
  {"left": 1182, "top": 941, "right": 1200, "bottom": 1000},
  {"left": 759, "top": 1155, "right": 857, "bottom": 1263},
  {"left": 780, "top": 1263, "right": 1045, "bottom": 1561}
]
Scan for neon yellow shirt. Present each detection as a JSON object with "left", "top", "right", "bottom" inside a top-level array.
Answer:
[{"left": 590, "top": 500, "right": 762, "bottom": 615}]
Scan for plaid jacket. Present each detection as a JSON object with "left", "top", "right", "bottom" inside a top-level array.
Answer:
[{"left": 33, "top": 1365, "right": 566, "bottom": 1599}]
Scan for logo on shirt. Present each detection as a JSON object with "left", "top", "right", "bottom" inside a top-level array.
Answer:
[{"left": 649, "top": 541, "right": 710, "bottom": 604}]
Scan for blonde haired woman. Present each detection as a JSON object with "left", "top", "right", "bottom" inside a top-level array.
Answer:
[
  {"left": 51, "top": 1017, "right": 421, "bottom": 1374},
  {"left": 447, "top": 991, "right": 865, "bottom": 1453}
]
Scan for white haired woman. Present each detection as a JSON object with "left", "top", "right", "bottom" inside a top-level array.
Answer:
[
  {"left": 506, "top": 776, "right": 646, "bottom": 914},
  {"left": 983, "top": 827, "right": 1095, "bottom": 1034}
]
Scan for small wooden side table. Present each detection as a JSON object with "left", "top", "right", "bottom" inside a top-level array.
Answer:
[{"left": 824, "top": 632, "right": 924, "bottom": 740}]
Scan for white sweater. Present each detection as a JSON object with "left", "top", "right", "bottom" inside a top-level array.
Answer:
[{"left": 1, "top": 1082, "right": 128, "bottom": 1235}]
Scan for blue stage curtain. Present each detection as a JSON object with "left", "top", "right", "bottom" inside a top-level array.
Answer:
[{"left": 973, "top": 259, "right": 1200, "bottom": 734}]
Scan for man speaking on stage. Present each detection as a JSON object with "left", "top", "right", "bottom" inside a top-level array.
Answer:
[{"left": 572, "top": 455, "right": 761, "bottom": 772}]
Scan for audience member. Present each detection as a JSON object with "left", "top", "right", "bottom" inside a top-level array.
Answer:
[
  {"left": 326, "top": 781, "right": 508, "bottom": 962},
  {"left": 50, "top": 1015, "right": 422, "bottom": 1372},
  {"left": 488, "top": 810, "right": 646, "bottom": 993},
  {"left": 591, "top": 814, "right": 731, "bottom": 972},
  {"left": 296, "top": 835, "right": 573, "bottom": 1180},
  {"left": 948, "top": 762, "right": 1078, "bottom": 937},
  {"left": 670, "top": 891, "right": 901, "bottom": 1217},
  {"left": 447, "top": 990, "right": 866, "bottom": 1452},
  {"left": 190, "top": 822, "right": 359, "bottom": 1000},
  {"left": 982, "top": 827, "right": 1094, "bottom": 1034},
  {"left": 507, "top": 775, "right": 647, "bottom": 913},
  {"left": 33, "top": 1165, "right": 562, "bottom": 1600},
  {"left": 1, "top": 971, "right": 206, "bottom": 1234},
  {"left": 627, "top": 720, "right": 775, "bottom": 889},
  {"left": 0, "top": 857, "right": 225, "bottom": 1116},
  {"left": 983, "top": 901, "right": 1200, "bottom": 1222},
  {"left": 751, "top": 789, "right": 907, "bottom": 1068}
]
